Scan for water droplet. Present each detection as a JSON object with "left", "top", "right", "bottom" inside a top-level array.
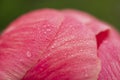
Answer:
[
  {"left": 83, "top": 67, "right": 88, "bottom": 77},
  {"left": 46, "top": 28, "right": 51, "bottom": 31},
  {"left": 44, "top": 31, "right": 47, "bottom": 34},
  {"left": 80, "top": 49, "right": 83, "bottom": 52},
  {"left": 70, "top": 54, "right": 74, "bottom": 57},
  {"left": 86, "top": 42, "right": 89, "bottom": 45},
  {"left": 85, "top": 73, "right": 88, "bottom": 77},
  {"left": 51, "top": 45, "right": 55, "bottom": 48},
  {"left": 19, "top": 59, "right": 23, "bottom": 62},
  {"left": 26, "top": 51, "right": 32, "bottom": 57}
]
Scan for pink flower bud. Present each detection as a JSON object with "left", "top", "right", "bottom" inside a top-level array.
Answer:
[{"left": 0, "top": 9, "right": 120, "bottom": 80}]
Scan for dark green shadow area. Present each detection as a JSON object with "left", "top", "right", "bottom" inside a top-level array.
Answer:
[{"left": 0, "top": 0, "right": 120, "bottom": 31}]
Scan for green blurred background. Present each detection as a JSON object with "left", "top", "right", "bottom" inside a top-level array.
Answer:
[{"left": 0, "top": 0, "right": 120, "bottom": 31}]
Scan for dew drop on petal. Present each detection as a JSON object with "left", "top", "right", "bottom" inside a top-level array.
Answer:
[
  {"left": 19, "top": 59, "right": 23, "bottom": 62},
  {"left": 44, "top": 31, "right": 47, "bottom": 34},
  {"left": 80, "top": 49, "right": 83, "bottom": 52},
  {"left": 46, "top": 28, "right": 51, "bottom": 32},
  {"left": 26, "top": 51, "right": 32, "bottom": 57},
  {"left": 85, "top": 73, "right": 88, "bottom": 77}
]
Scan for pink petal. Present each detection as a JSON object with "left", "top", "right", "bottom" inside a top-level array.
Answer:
[
  {"left": 98, "top": 29, "right": 120, "bottom": 80},
  {"left": 0, "top": 9, "right": 64, "bottom": 80},
  {"left": 22, "top": 14, "right": 100, "bottom": 80},
  {"left": 0, "top": 9, "right": 101, "bottom": 80},
  {"left": 3, "top": 9, "right": 64, "bottom": 34},
  {"left": 63, "top": 9, "right": 120, "bottom": 80},
  {"left": 62, "top": 10, "right": 109, "bottom": 35}
]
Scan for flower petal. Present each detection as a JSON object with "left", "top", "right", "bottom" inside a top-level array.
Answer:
[
  {"left": 63, "top": 9, "right": 120, "bottom": 80},
  {"left": 0, "top": 9, "right": 64, "bottom": 80},
  {"left": 22, "top": 14, "right": 100, "bottom": 80}
]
